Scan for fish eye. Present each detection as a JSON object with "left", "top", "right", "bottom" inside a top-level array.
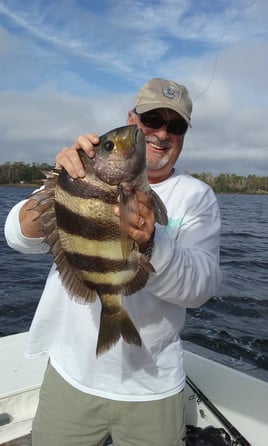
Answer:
[{"left": 104, "top": 140, "right": 114, "bottom": 151}]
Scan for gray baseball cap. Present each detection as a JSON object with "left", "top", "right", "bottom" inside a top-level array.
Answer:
[{"left": 134, "top": 78, "right": 192, "bottom": 126}]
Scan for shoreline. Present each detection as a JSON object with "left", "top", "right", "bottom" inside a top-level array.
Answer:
[
  {"left": 0, "top": 183, "right": 38, "bottom": 188},
  {"left": 1, "top": 183, "right": 268, "bottom": 195}
]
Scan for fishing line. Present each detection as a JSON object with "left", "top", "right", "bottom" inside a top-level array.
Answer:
[{"left": 193, "top": 0, "right": 258, "bottom": 102}]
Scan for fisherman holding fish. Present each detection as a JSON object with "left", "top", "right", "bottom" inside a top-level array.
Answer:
[{"left": 5, "top": 78, "right": 222, "bottom": 446}]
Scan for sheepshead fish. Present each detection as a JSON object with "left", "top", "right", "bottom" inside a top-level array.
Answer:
[{"left": 32, "top": 125, "right": 168, "bottom": 355}]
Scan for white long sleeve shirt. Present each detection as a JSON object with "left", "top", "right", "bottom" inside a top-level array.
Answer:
[{"left": 5, "top": 170, "right": 222, "bottom": 401}]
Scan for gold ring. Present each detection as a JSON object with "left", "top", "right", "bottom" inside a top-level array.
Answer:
[{"left": 138, "top": 218, "right": 145, "bottom": 228}]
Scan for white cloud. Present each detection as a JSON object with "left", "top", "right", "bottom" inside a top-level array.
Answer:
[
  {"left": 0, "top": 84, "right": 132, "bottom": 164},
  {"left": 0, "top": 0, "right": 267, "bottom": 175}
]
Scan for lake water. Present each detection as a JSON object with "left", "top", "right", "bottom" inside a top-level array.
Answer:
[{"left": 0, "top": 186, "right": 267, "bottom": 370}]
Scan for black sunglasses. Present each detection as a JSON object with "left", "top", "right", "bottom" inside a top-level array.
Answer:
[{"left": 137, "top": 110, "right": 188, "bottom": 135}]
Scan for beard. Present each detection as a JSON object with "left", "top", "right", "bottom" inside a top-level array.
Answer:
[
  {"left": 145, "top": 136, "right": 172, "bottom": 170},
  {"left": 146, "top": 153, "right": 170, "bottom": 170}
]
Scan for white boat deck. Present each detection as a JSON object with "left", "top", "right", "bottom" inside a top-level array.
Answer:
[
  {"left": 1, "top": 333, "right": 268, "bottom": 445},
  {"left": 0, "top": 333, "right": 47, "bottom": 443},
  {"left": 183, "top": 341, "right": 268, "bottom": 446},
  {"left": 0, "top": 333, "right": 47, "bottom": 398}
]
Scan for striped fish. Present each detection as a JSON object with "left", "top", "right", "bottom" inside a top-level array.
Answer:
[{"left": 32, "top": 125, "right": 168, "bottom": 355}]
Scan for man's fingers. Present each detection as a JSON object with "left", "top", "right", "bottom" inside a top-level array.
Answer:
[{"left": 55, "top": 134, "right": 99, "bottom": 178}]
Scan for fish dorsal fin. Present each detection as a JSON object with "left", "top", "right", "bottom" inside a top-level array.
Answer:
[
  {"left": 31, "top": 183, "right": 97, "bottom": 304},
  {"left": 52, "top": 241, "right": 97, "bottom": 303}
]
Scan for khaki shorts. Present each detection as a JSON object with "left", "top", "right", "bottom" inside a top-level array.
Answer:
[{"left": 32, "top": 362, "right": 186, "bottom": 446}]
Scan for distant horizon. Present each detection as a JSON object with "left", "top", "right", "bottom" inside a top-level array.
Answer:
[{"left": 0, "top": 159, "right": 267, "bottom": 179}]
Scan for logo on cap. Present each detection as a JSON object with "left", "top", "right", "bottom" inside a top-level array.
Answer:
[{"left": 162, "top": 84, "right": 181, "bottom": 100}]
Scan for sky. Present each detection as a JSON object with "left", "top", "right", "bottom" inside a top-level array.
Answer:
[{"left": 0, "top": 0, "right": 267, "bottom": 176}]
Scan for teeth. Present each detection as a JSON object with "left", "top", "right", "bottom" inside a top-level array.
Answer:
[{"left": 150, "top": 143, "right": 165, "bottom": 150}]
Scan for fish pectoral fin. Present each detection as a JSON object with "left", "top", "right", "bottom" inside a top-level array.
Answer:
[
  {"left": 119, "top": 186, "right": 139, "bottom": 258},
  {"left": 119, "top": 186, "right": 139, "bottom": 226},
  {"left": 96, "top": 300, "right": 142, "bottom": 356},
  {"left": 119, "top": 185, "right": 139, "bottom": 213}
]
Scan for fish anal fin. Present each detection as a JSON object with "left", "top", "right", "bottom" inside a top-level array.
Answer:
[
  {"left": 123, "top": 254, "right": 155, "bottom": 296},
  {"left": 96, "top": 301, "right": 141, "bottom": 356}
]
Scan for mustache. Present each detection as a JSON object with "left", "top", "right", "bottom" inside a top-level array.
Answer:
[{"left": 145, "top": 136, "right": 172, "bottom": 150}]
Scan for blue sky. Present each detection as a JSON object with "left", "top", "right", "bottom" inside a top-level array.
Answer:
[{"left": 0, "top": 0, "right": 267, "bottom": 175}]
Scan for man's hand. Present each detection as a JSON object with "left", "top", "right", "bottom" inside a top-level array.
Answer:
[
  {"left": 114, "top": 192, "right": 155, "bottom": 246},
  {"left": 55, "top": 133, "right": 99, "bottom": 178}
]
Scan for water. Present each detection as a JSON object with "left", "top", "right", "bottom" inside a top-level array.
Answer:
[
  {"left": 0, "top": 187, "right": 52, "bottom": 336},
  {"left": 0, "top": 187, "right": 268, "bottom": 370},
  {"left": 183, "top": 193, "right": 268, "bottom": 370}
]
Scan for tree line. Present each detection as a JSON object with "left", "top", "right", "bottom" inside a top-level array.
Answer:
[
  {"left": 0, "top": 161, "right": 267, "bottom": 194},
  {"left": 192, "top": 172, "right": 268, "bottom": 194},
  {"left": 0, "top": 161, "right": 53, "bottom": 185}
]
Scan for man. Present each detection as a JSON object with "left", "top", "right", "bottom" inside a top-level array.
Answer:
[{"left": 5, "top": 78, "right": 222, "bottom": 446}]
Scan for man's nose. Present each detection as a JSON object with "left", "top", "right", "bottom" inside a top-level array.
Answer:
[{"left": 154, "top": 125, "right": 169, "bottom": 139}]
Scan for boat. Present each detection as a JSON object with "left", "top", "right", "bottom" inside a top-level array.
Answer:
[{"left": 1, "top": 332, "right": 268, "bottom": 446}]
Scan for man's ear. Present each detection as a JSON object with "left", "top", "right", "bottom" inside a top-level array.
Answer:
[{"left": 127, "top": 111, "right": 136, "bottom": 125}]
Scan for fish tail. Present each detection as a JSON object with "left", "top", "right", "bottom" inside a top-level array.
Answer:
[{"left": 96, "top": 301, "right": 141, "bottom": 356}]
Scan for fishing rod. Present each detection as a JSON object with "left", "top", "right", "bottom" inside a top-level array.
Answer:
[{"left": 186, "top": 375, "right": 252, "bottom": 446}]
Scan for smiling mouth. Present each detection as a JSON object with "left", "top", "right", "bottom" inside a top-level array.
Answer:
[{"left": 148, "top": 142, "right": 168, "bottom": 151}]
